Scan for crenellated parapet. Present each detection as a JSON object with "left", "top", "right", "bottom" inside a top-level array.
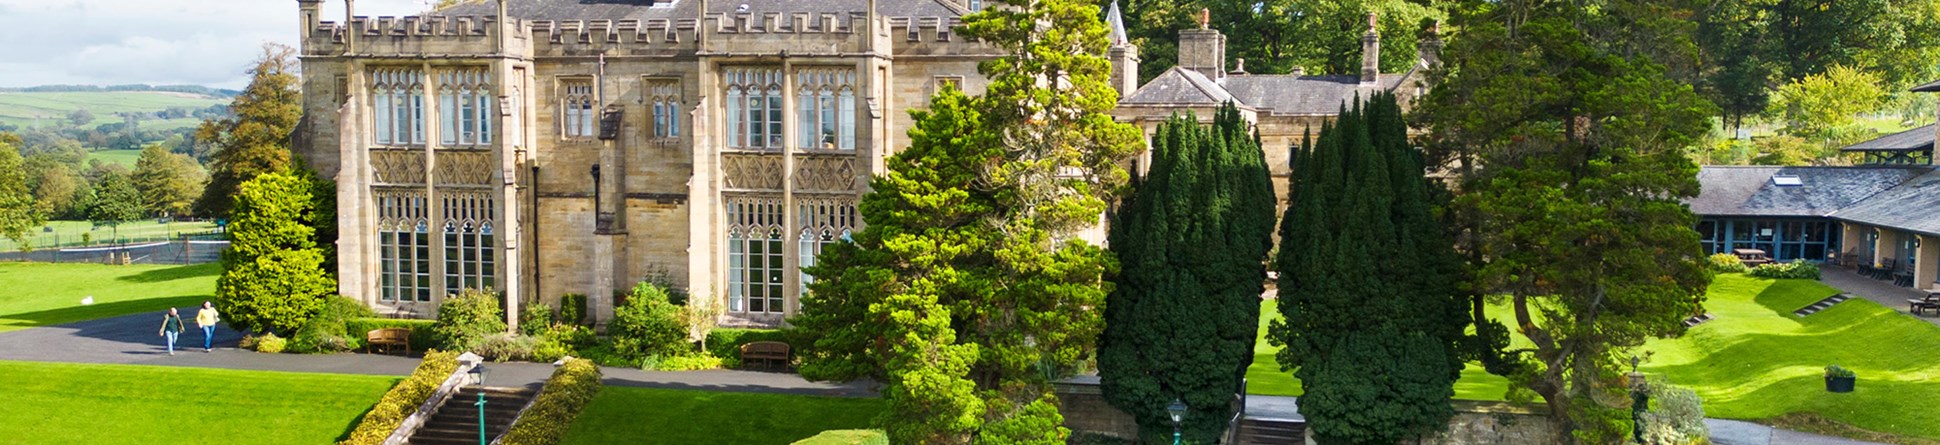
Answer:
[
  {"left": 886, "top": 16, "right": 965, "bottom": 43},
  {"left": 304, "top": 15, "right": 530, "bottom": 57}
]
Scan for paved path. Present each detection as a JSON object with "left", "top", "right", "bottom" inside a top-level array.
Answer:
[
  {"left": 1707, "top": 419, "right": 1885, "bottom": 445},
  {"left": 1821, "top": 267, "right": 1940, "bottom": 326},
  {"left": 0, "top": 312, "right": 876, "bottom": 397}
]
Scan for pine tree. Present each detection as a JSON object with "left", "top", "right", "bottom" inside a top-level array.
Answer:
[
  {"left": 1098, "top": 103, "right": 1275, "bottom": 444},
  {"left": 194, "top": 44, "right": 300, "bottom": 218},
  {"left": 1272, "top": 93, "right": 1466, "bottom": 444},
  {"left": 792, "top": 0, "right": 1143, "bottom": 441}
]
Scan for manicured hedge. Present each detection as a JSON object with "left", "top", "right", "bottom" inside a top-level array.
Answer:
[
  {"left": 345, "top": 318, "right": 438, "bottom": 351},
  {"left": 705, "top": 328, "right": 790, "bottom": 365},
  {"left": 1750, "top": 260, "right": 1821, "bottom": 280},
  {"left": 338, "top": 350, "right": 461, "bottom": 445},
  {"left": 790, "top": 430, "right": 888, "bottom": 445},
  {"left": 499, "top": 358, "right": 604, "bottom": 445}
]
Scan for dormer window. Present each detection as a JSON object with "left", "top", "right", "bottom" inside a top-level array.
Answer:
[{"left": 1771, "top": 174, "right": 1802, "bottom": 186}]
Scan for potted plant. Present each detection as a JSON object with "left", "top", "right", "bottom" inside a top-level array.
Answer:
[{"left": 1824, "top": 364, "right": 1856, "bottom": 393}]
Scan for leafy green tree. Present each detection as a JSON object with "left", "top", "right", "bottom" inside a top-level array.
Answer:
[
  {"left": 1765, "top": 65, "right": 1886, "bottom": 140},
  {"left": 67, "top": 109, "right": 94, "bottom": 128},
  {"left": 793, "top": 0, "right": 1142, "bottom": 441},
  {"left": 1099, "top": 104, "right": 1275, "bottom": 444},
  {"left": 87, "top": 171, "right": 144, "bottom": 244},
  {"left": 610, "top": 281, "right": 689, "bottom": 359},
  {"left": 1273, "top": 93, "right": 1467, "bottom": 445},
  {"left": 29, "top": 163, "right": 80, "bottom": 219},
  {"left": 194, "top": 44, "right": 300, "bottom": 218},
  {"left": 1121, "top": 0, "right": 1446, "bottom": 81},
  {"left": 0, "top": 135, "right": 43, "bottom": 248},
  {"left": 1419, "top": 1, "right": 1715, "bottom": 441},
  {"left": 215, "top": 172, "right": 336, "bottom": 335},
  {"left": 132, "top": 144, "right": 207, "bottom": 217}
]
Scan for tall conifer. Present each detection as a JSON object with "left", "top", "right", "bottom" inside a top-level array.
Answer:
[
  {"left": 1272, "top": 93, "right": 1466, "bottom": 444},
  {"left": 1099, "top": 104, "right": 1275, "bottom": 443}
]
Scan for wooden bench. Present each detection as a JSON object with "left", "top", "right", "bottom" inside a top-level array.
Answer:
[
  {"left": 739, "top": 341, "right": 791, "bottom": 369},
  {"left": 366, "top": 328, "right": 412, "bottom": 355}
]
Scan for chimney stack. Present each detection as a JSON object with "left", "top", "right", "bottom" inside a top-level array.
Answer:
[
  {"left": 1178, "top": 8, "right": 1227, "bottom": 80},
  {"left": 1417, "top": 20, "right": 1443, "bottom": 69},
  {"left": 1106, "top": 1, "right": 1140, "bottom": 98},
  {"left": 1361, "top": 12, "right": 1380, "bottom": 84}
]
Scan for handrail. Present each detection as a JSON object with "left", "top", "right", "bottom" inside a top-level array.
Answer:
[{"left": 1225, "top": 377, "right": 1248, "bottom": 444}]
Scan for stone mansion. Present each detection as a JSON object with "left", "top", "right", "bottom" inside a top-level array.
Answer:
[{"left": 291, "top": 0, "right": 1432, "bottom": 327}]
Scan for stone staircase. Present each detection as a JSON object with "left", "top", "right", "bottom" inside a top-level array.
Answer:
[
  {"left": 1234, "top": 417, "right": 1306, "bottom": 445},
  {"left": 1682, "top": 313, "right": 1715, "bottom": 328},
  {"left": 407, "top": 387, "right": 535, "bottom": 445},
  {"left": 1793, "top": 293, "right": 1852, "bottom": 317}
]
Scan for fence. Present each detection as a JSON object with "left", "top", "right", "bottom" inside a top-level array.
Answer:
[{"left": 0, "top": 238, "right": 228, "bottom": 265}]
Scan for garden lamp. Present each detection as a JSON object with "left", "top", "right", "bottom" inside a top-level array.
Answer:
[
  {"left": 470, "top": 365, "right": 489, "bottom": 445},
  {"left": 1167, "top": 398, "right": 1187, "bottom": 445}
]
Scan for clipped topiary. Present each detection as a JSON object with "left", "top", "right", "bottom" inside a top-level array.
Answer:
[
  {"left": 1749, "top": 260, "right": 1821, "bottom": 280},
  {"left": 498, "top": 358, "right": 603, "bottom": 445},
  {"left": 338, "top": 350, "right": 462, "bottom": 445},
  {"left": 253, "top": 333, "right": 287, "bottom": 353}
]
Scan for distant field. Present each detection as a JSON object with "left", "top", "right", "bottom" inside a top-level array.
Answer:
[
  {"left": 0, "top": 91, "right": 225, "bottom": 133},
  {"left": 86, "top": 149, "right": 143, "bottom": 168}
]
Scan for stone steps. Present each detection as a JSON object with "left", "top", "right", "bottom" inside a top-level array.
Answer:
[
  {"left": 1683, "top": 313, "right": 1715, "bottom": 328},
  {"left": 1236, "top": 417, "right": 1305, "bottom": 445},
  {"left": 407, "top": 387, "right": 535, "bottom": 445},
  {"left": 1793, "top": 293, "right": 1851, "bottom": 317}
]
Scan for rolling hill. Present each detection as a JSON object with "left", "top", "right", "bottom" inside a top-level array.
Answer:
[{"left": 0, "top": 91, "right": 228, "bottom": 133}]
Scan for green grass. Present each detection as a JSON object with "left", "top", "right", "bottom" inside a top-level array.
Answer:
[
  {"left": 0, "top": 219, "right": 220, "bottom": 251},
  {"left": 1249, "top": 275, "right": 1940, "bottom": 441},
  {"left": 1643, "top": 274, "right": 1940, "bottom": 440},
  {"left": 561, "top": 387, "right": 885, "bottom": 445},
  {"left": 0, "top": 262, "right": 219, "bottom": 332},
  {"left": 0, "top": 360, "right": 395, "bottom": 445},
  {"left": 86, "top": 149, "right": 143, "bottom": 169}
]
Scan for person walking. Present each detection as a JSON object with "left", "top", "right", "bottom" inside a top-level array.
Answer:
[
  {"left": 159, "top": 308, "right": 185, "bottom": 356},
  {"left": 195, "top": 301, "right": 220, "bottom": 352}
]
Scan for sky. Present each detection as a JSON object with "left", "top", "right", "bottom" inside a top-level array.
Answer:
[{"left": 0, "top": 0, "right": 432, "bottom": 89}]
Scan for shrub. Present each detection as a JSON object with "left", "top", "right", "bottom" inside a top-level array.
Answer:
[
  {"left": 610, "top": 282, "right": 689, "bottom": 359},
  {"left": 1706, "top": 253, "right": 1747, "bottom": 273},
  {"left": 291, "top": 295, "right": 377, "bottom": 354},
  {"left": 643, "top": 353, "right": 724, "bottom": 371},
  {"left": 532, "top": 324, "right": 596, "bottom": 362},
  {"left": 1749, "top": 260, "right": 1821, "bottom": 280},
  {"left": 434, "top": 289, "right": 508, "bottom": 351},
  {"left": 339, "top": 350, "right": 462, "bottom": 445},
  {"left": 345, "top": 318, "right": 437, "bottom": 351},
  {"left": 790, "top": 430, "right": 889, "bottom": 445},
  {"left": 498, "top": 358, "right": 604, "bottom": 445},
  {"left": 1825, "top": 364, "right": 1856, "bottom": 379},
  {"left": 215, "top": 172, "right": 337, "bottom": 336},
  {"left": 476, "top": 333, "right": 540, "bottom": 362},
  {"left": 1638, "top": 383, "right": 1708, "bottom": 445},
  {"left": 520, "top": 303, "right": 556, "bottom": 336},
  {"left": 253, "top": 333, "right": 287, "bottom": 353},
  {"left": 558, "top": 294, "right": 589, "bottom": 327},
  {"left": 706, "top": 328, "right": 790, "bottom": 368}
]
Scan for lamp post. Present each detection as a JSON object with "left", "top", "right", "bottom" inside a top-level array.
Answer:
[
  {"left": 1628, "top": 356, "right": 1648, "bottom": 444},
  {"left": 1166, "top": 398, "right": 1187, "bottom": 445},
  {"left": 469, "top": 365, "right": 489, "bottom": 445}
]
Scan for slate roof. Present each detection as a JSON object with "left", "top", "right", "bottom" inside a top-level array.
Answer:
[
  {"left": 1687, "top": 166, "right": 1926, "bottom": 217},
  {"left": 1120, "top": 67, "right": 1414, "bottom": 115},
  {"left": 1221, "top": 73, "right": 1411, "bottom": 115},
  {"left": 1119, "top": 67, "right": 1234, "bottom": 106},
  {"left": 1914, "top": 78, "right": 1940, "bottom": 93},
  {"left": 1832, "top": 168, "right": 1940, "bottom": 236},
  {"left": 436, "top": 0, "right": 963, "bottom": 21},
  {"left": 1842, "top": 124, "right": 1935, "bottom": 152}
]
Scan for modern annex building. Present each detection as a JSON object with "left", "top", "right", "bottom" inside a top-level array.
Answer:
[
  {"left": 1690, "top": 81, "right": 1940, "bottom": 290},
  {"left": 291, "top": 0, "right": 1434, "bottom": 327}
]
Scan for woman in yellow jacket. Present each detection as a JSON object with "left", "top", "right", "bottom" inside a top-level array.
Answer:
[{"left": 195, "top": 301, "right": 219, "bottom": 353}]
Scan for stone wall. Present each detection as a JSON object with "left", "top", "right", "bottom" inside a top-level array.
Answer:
[
  {"left": 1054, "top": 377, "right": 1140, "bottom": 441},
  {"left": 1418, "top": 401, "right": 1554, "bottom": 445}
]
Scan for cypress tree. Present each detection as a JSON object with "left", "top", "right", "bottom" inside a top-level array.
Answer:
[
  {"left": 1271, "top": 93, "right": 1466, "bottom": 444},
  {"left": 1100, "top": 103, "right": 1275, "bottom": 444}
]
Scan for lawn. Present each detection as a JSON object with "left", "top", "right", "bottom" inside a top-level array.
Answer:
[
  {"left": 0, "top": 262, "right": 219, "bottom": 332},
  {"left": 1644, "top": 274, "right": 1940, "bottom": 440},
  {"left": 561, "top": 387, "right": 885, "bottom": 445},
  {"left": 1249, "top": 275, "right": 1940, "bottom": 441},
  {"left": 0, "top": 360, "right": 395, "bottom": 445},
  {"left": 0, "top": 219, "right": 220, "bottom": 251}
]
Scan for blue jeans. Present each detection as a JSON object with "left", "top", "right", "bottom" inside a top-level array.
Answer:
[
  {"left": 164, "top": 331, "right": 179, "bottom": 353},
  {"left": 202, "top": 326, "right": 215, "bottom": 350}
]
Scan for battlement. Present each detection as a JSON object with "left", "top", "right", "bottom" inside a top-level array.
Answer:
[
  {"left": 304, "top": 15, "right": 532, "bottom": 56},
  {"left": 529, "top": 18, "right": 700, "bottom": 46},
  {"left": 887, "top": 16, "right": 965, "bottom": 43}
]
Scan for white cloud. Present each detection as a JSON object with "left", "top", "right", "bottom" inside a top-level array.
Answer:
[{"left": 0, "top": 0, "right": 428, "bottom": 88}]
